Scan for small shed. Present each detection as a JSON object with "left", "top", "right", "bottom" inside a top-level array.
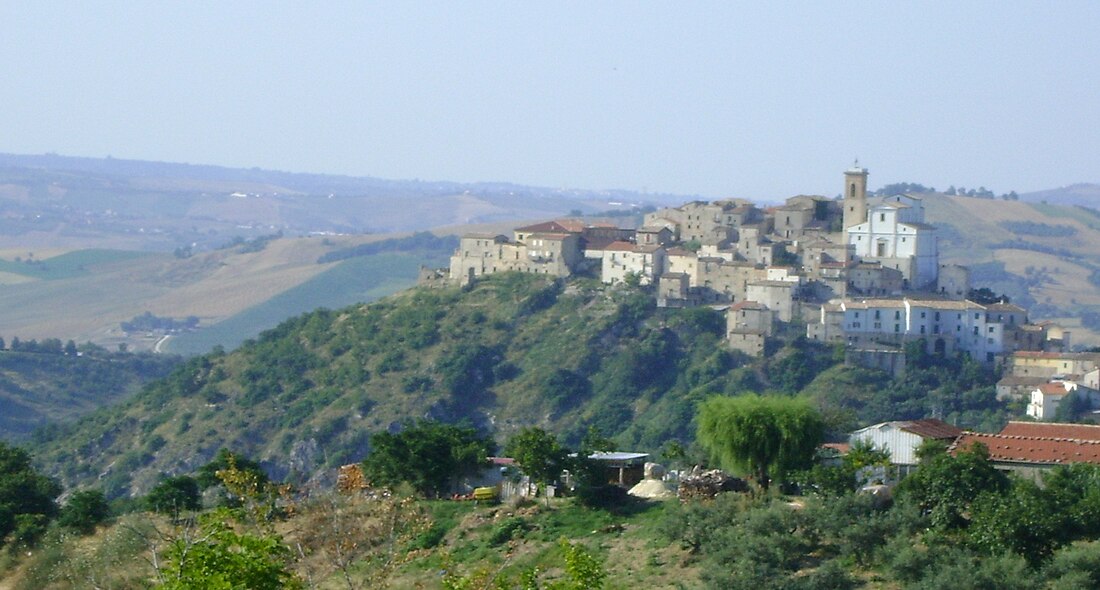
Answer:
[{"left": 588, "top": 452, "right": 650, "bottom": 488}]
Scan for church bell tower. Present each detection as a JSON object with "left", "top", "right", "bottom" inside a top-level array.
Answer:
[{"left": 843, "top": 161, "right": 869, "bottom": 231}]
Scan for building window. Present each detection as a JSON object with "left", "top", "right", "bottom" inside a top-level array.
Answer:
[
  {"left": 880, "top": 213, "right": 886, "bottom": 222},
  {"left": 989, "top": 327, "right": 995, "bottom": 333},
  {"left": 874, "top": 310, "right": 881, "bottom": 320},
  {"left": 973, "top": 327, "right": 979, "bottom": 335},
  {"left": 895, "top": 310, "right": 901, "bottom": 320},
  {"left": 920, "top": 325, "right": 926, "bottom": 334}
]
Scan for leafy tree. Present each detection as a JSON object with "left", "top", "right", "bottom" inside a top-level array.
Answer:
[
  {"left": 0, "top": 441, "right": 61, "bottom": 548},
  {"left": 504, "top": 427, "right": 570, "bottom": 498},
  {"left": 153, "top": 513, "right": 302, "bottom": 590},
  {"left": 361, "top": 420, "right": 494, "bottom": 497},
  {"left": 57, "top": 489, "right": 111, "bottom": 535},
  {"left": 896, "top": 442, "right": 1008, "bottom": 529},
  {"left": 969, "top": 479, "right": 1068, "bottom": 564},
  {"left": 696, "top": 394, "right": 824, "bottom": 490},
  {"left": 196, "top": 448, "right": 268, "bottom": 490},
  {"left": 968, "top": 287, "right": 1008, "bottom": 305},
  {"left": 1044, "top": 541, "right": 1100, "bottom": 589},
  {"left": 146, "top": 476, "right": 202, "bottom": 516}
]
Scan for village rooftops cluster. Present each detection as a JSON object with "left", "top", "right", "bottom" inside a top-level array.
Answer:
[{"left": 445, "top": 165, "right": 1066, "bottom": 367}]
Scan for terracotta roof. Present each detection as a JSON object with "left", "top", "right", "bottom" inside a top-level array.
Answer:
[
  {"left": 1038, "top": 382, "right": 1071, "bottom": 396},
  {"left": 898, "top": 418, "right": 963, "bottom": 439},
  {"left": 638, "top": 226, "right": 670, "bottom": 233},
  {"left": 582, "top": 237, "right": 617, "bottom": 250},
  {"left": 821, "top": 442, "right": 851, "bottom": 454},
  {"left": 554, "top": 219, "right": 588, "bottom": 232},
  {"left": 999, "top": 421, "right": 1100, "bottom": 442},
  {"left": 603, "top": 241, "right": 638, "bottom": 252},
  {"left": 950, "top": 432, "right": 1100, "bottom": 466},
  {"left": 514, "top": 220, "right": 578, "bottom": 233},
  {"left": 665, "top": 247, "right": 696, "bottom": 257},
  {"left": 730, "top": 300, "right": 768, "bottom": 311}
]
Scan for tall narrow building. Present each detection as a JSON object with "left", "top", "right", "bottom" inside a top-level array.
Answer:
[{"left": 843, "top": 162, "right": 868, "bottom": 231}]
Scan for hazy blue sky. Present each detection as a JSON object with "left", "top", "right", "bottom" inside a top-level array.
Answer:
[{"left": 2, "top": 2, "right": 1097, "bottom": 200}]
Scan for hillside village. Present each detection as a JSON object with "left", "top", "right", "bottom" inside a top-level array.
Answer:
[{"left": 446, "top": 164, "right": 1097, "bottom": 425}]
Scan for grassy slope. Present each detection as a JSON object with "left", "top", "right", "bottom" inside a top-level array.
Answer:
[{"left": 0, "top": 497, "right": 694, "bottom": 590}]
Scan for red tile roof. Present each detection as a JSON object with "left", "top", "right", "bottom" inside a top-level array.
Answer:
[
  {"left": 602, "top": 241, "right": 638, "bottom": 252},
  {"left": 1038, "top": 382, "right": 1071, "bottom": 396},
  {"left": 999, "top": 421, "right": 1100, "bottom": 442},
  {"left": 898, "top": 418, "right": 963, "bottom": 439},
  {"left": 821, "top": 442, "right": 851, "bottom": 454},
  {"left": 514, "top": 220, "right": 578, "bottom": 234},
  {"left": 951, "top": 432, "right": 1100, "bottom": 466}
]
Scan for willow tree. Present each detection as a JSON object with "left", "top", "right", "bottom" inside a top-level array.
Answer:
[{"left": 696, "top": 394, "right": 824, "bottom": 490}]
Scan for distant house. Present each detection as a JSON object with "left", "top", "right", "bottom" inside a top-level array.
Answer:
[
  {"left": 996, "top": 375, "right": 1048, "bottom": 401},
  {"left": 726, "top": 301, "right": 775, "bottom": 357},
  {"left": 849, "top": 419, "right": 963, "bottom": 468},
  {"left": 1026, "top": 381, "right": 1077, "bottom": 421},
  {"left": 1029, "top": 379, "right": 1100, "bottom": 421}
]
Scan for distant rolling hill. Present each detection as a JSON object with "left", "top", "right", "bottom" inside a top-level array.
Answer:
[
  {"left": 1019, "top": 183, "right": 1100, "bottom": 208},
  {"left": 0, "top": 152, "right": 683, "bottom": 253},
  {"left": 0, "top": 233, "right": 452, "bottom": 354},
  {"left": 923, "top": 193, "right": 1100, "bottom": 346}
]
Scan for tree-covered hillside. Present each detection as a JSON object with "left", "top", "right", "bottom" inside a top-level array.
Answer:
[
  {"left": 32, "top": 273, "right": 1011, "bottom": 499},
  {"left": 0, "top": 345, "right": 181, "bottom": 441}
]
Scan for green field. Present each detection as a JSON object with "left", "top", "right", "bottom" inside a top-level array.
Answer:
[
  {"left": 0, "top": 249, "right": 150, "bottom": 280},
  {"left": 163, "top": 252, "right": 446, "bottom": 355}
]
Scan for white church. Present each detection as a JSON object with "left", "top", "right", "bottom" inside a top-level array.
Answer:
[{"left": 842, "top": 164, "right": 939, "bottom": 289}]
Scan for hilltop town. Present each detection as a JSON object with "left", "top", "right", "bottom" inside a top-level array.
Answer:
[{"left": 445, "top": 164, "right": 1099, "bottom": 423}]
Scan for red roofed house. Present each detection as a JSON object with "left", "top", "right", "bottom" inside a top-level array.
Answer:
[
  {"left": 1025, "top": 380, "right": 1100, "bottom": 421},
  {"left": 1027, "top": 381, "right": 1076, "bottom": 421}
]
